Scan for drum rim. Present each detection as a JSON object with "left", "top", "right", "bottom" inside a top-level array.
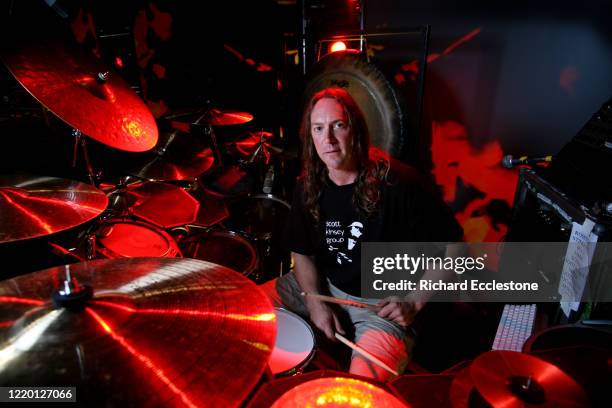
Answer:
[
  {"left": 179, "top": 228, "right": 258, "bottom": 277},
  {"left": 271, "top": 307, "right": 317, "bottom": 376},
  {"left": 247, "top": 194, "right": 291, "bottom": 208},
  {"left": 96, "top": 219, "right": 182, "bottom": 258}
]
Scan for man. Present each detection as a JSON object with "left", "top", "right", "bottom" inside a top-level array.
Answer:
[{"left": 264, "top": 87, "right": 463, "bottom": 380}]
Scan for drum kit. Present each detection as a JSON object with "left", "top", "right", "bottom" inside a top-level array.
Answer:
[
  {"left": 0, "top": 34, "right": 598, "bottom": 408},
  {"left": 0, "top": 34, "right": 292, "bottom": 282},
  {"left": 0, "top": 35, "right": 296, "bottom": 406}
]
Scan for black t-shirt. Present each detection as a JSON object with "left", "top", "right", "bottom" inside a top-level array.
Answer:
[{"left": 283, "top": 162, "right": 464, "bottom": 296}]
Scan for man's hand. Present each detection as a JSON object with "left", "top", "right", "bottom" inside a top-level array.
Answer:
[
  {"left": 376, "top": 296, "right": 421, "bottom": 328},
  {"left": 307, "top": 299, "right": 345, "bottom": 341}
]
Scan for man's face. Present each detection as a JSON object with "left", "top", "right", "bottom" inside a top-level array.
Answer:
[{"left": 310, "top": 98, "right": 357, "bottom": 172}]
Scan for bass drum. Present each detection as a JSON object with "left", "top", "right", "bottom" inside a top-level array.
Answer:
[{"left": 303, "top": 51, "right": 411, "bottom": 158}]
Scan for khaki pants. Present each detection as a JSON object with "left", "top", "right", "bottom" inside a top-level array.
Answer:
[{"left": 260, "top": 272, "right": 414, "bottom": 381}]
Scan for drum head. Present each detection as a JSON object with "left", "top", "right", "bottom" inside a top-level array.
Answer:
[
  {"left": 269, "top": 308, "right": 315, "bottom": 376},
  {"left": 97, "top": 221, "right": 180, "bottom": 258},
  {"left": 180, "top": 230, "right": 257, "bottom": 277},
  {"left": 226, "top": 195, "right": 290, "bottom": 241}
]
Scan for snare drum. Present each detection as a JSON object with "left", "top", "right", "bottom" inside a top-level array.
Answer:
[
  {"left": 269, "top": 308, "right": 316, "bottom": 376},
  {"left": 96, "top": 220, "right": 181, "bottom": 258},
  {"left": 179, "top": 230, "right": 258, "bottom": 277}
]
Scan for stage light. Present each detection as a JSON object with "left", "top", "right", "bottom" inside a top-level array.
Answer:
[{"left": 330, "top": 41, "right": 347, "bottom": 53}]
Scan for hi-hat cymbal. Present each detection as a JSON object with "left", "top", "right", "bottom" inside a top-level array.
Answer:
[
  {"left": 270, "top": 377, "right": 409, "bottom": 408},
  {"left": 469, "top": 351, "right": 589, "bottom": 408},
  {"left": 0, "top": 257, "right": 276, "bottom": 407},
  {"left": 1, "top": 38, "right": 158, "bottom": 152},
  {"left": 0, "top": 175, "right": 108, "bottom": 244}
]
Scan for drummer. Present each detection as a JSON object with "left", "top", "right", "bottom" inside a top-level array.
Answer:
[{"left": 263, "top": 87, "right": 463, "bottom": 380}]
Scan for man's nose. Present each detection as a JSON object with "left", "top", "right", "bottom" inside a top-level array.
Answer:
[{"left": 325, "top": 125, "right": 337, "bottom": 142}]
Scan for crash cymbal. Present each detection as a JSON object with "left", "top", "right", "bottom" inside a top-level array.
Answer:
[
  {"left": 0, "top": 175, "right": 108, "bottom": 244},
  {"left": 208, "top": 109, "right": 253, "bottom": 126},
  {"left": 270, "top": 377, "right": 409, "bottom": 408},
  {"left": 469, "top": 351, "right": 589, "bottom": 408},
  {"left": 167, "top": 108, "right": 253, "bottom": 130},
  {"left": 126, "top": 182, "right": 200, "bottom": 228},
  {"left": 1, "top": 38, "right": 158, "bottom": 152},
  {"left": 0, "top": 257, "right": 276, "bottom": 407}
]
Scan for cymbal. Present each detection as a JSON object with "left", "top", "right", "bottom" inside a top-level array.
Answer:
[
  {"left": 469, "top": 351, "right": 589, "bottom": 408},
  {"left": 167, "top": 108, "right": 253, "bottom": 130},
  {"left": 208, "top": 109, "right": 254, "bottom": 126},
  {"left": 1, "top": 38, "right": 158, "bottom": 152},
  {"left": 127, "top": 182, "right": 200, "bottom": 228},
  {"left": 0, "top": 175, "right": 108, "bottom": 244},
  {"left": 0, "top": 257, "right": 276, "bottom": 407},
  {"left": 131, "top": 148, "right": 216, "bottom": 182},
  {"left": 229, "top": 131, "right": 274, "bottom": 158},
  {"left": 270, "top": 377, "right": 409, "bottom": 408}
]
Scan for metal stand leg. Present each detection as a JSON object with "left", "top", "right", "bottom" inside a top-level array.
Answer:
[{"left": 71, "top": 129, "right": 98, "bottom": 187}]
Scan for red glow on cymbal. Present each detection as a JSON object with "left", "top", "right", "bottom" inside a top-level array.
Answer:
[
  {"left": 0, "top": 296, "right": 45, "bottom": 306},
  {"left": 86, "top": 307, "right": 199, "bottom": 408},
  {"left": 0, "top": 190, "right": 54, "bottom": 233},
  {"left": 92, "top": 300, "right": 276, "bottom": 322}
]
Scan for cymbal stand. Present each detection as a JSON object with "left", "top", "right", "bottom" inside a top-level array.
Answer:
[
  {"left": 71, "top": 129, "right": 98, "bottom": 187},
  {"left": 193, "top": 112, "right": 224, "bottom": 168}
]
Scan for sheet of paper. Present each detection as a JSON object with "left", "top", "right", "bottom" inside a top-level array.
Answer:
[{"left": 559, "top": 218, "right": 598, "bottom": 318}]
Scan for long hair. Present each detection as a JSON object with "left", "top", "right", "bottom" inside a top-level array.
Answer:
[{"left": 300, "top": 88, "right": 389, "bottom": 222}]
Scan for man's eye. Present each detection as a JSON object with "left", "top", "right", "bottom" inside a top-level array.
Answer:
[
  {"left": 334, "top": 122, "right": 346, "bottom": 129},
  {"left": 313, "top": 126, "right": 322, "bottom": 132}
]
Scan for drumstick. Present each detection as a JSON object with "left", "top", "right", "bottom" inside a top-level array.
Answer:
[
  {"left": 300, "top": 292, "right": 380, "bottom": 311},
  {"left": 334, "top": 333, "right": 399, "bottom": 376}
]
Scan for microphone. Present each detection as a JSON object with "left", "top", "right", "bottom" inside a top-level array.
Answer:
[{"left": 501, "top": 154, "right": 553, "bottom": 169}]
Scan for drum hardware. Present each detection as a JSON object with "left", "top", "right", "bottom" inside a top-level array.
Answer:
[
  {"left": 70, "top": 129, "right": 100, "bottom": 186},
  {"left": 0, "top": 257, "right": 276, "bottom": 407}
]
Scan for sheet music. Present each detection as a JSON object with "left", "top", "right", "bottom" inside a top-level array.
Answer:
[{"left": 559, "top": 218, "right": 598, "bottom": 317}]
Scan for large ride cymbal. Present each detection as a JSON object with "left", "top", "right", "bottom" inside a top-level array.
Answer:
[
  {"left": 1, "top": 38, "right": 158, "bottom": 152},
  {"left": 0, "top": 175, "right": 108, "bottom": 244},
  {"left": 0, "top": 257, "right": 276, "bottom": 407}
]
